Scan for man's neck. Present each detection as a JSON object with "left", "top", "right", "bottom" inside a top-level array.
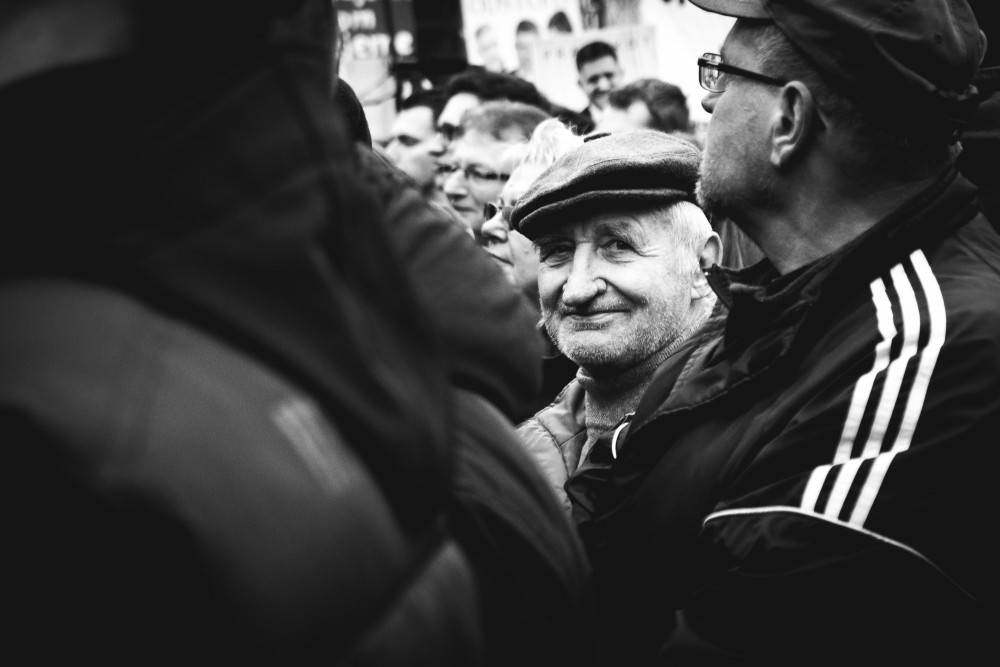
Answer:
[
  {"left": 742, "top": 168, "right": 946, "bottom": 275},
  {"left": 0, "top": 0, "right": 135, "bottom": 89}
]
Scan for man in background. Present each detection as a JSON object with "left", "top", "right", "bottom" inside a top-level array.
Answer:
[
  {"left": 384, "top": 88, "right": 448, "bottom": 204},
  {"left": 575, "top": 41, "right": 623, "bottom": 133},
  {"left": 434, "top": 68, "right": 552, "bottom": 147},
  {"left": 440, "top": 100, "right": 550, "bottom": 241},
  {"left": 596, "top": 78, "right": 694, "bottom": 142},
  {"left": 474, "top": 23, "right": 506, "bottom": 73},
  {"left": 481, "top": 118, "right": 585, "bottom": 416},
  {"left": 513, "top": 19, "right": 541, "bottom": 81}
]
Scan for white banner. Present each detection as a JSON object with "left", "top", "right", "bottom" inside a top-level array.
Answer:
[{"left": 460, "top": 0, "right": 585, "bottom": 77}]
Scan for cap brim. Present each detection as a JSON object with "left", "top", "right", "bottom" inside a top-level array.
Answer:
[{"left": 687, "top": 0, "right": 770, "bottom": 19}]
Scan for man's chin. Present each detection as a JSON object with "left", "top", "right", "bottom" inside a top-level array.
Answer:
[
  {"left": 694, "top": 177, "right": 718, "bottom": 219},
  {"left": 556, "top": 330, "right": 619, "bottom": 363},
  {"left": 696, "top": 177, "right": 740, "bottom": 226}
]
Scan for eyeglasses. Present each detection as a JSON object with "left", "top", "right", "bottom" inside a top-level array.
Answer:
[
  {"left": 698, "top": 53, "right": 787, "bottom": 93},
  {"left": 482, "top": 201, "right": 515, "bottom": 223},
  {"left": 436, "top": 162, "right": 510, "bottom": 186}
]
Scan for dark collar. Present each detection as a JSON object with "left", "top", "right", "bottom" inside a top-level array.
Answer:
[
  {"left": 649, "top": 167, "right": 983, "bottom": 414},
  {"left": 707, "top": 167, "right": 979, "bottom": 353}
]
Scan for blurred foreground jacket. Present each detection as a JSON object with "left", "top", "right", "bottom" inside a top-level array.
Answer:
[{"left": 0, "top": 16, "right": 593, "bottom": 665}]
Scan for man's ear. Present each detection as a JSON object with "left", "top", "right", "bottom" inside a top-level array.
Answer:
[
  {"left": 692, "top": 232, "right": 722, "bottom": 300},
  {"left": 770, "top": 82, "right": 820, "bottom": 169}
]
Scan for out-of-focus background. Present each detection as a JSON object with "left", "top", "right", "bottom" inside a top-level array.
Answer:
[{"left": 336, "top": 0, "right": 734, "bottom": 144}]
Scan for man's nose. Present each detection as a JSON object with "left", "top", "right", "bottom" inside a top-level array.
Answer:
[
  {"left": 429, "top": 132, "right": 447, "bottom": 156},
  {"left": 561, "top": 251, "right": 606, "bottom": 306},
  {"left": 442, "top": 169, "right": 466, "bottom": 196},
  {"left": 701, "top": 91, "right": 720, "bottom": 114},
  {"left": 384, "top": 140, "right": 401, "bottom": 162},
  {"left": 481, "top": 213, "right": 508, "bottom": 245}
]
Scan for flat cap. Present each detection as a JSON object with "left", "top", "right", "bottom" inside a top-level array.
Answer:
[
  {"left": 510, "top": 129, "right": 701, "bottom": 240},
  {"left": 689, "top": 0, "right": 986, "bottom": 134}
]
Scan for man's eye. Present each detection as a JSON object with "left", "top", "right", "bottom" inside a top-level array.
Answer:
[
  {"left": 606, "top": 239, "right": 634, "bottom": 253},
  {"left": 396, "top": 135, "right": 420, "bottom": 147},
  {"left": 538, "top": 242, "right": 572, "bottom": 262},
  {"left": 468, "top": 167, "right": 505, "bottom": 182}
]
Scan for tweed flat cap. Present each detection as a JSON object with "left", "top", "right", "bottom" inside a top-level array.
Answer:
[{"left": 510, "top": 129, "right": 701, "bottom": 240}]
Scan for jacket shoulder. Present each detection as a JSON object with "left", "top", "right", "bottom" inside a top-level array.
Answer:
[{"left": 517, "top": 380, "right": 587, "bottom": 515}]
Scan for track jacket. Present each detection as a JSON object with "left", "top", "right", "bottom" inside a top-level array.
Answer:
[{"left": 570, "top": 167, "right": 1000, "bottom": 664}]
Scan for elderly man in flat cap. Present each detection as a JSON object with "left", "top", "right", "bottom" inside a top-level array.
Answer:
[
  {"left": 567, "top": 0, "right": 999, "bottom": 663},
  {"left": 510, "top": 129, "right": 721, "bottom": 518}
]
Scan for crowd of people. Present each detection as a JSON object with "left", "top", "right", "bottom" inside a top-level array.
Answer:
[{"left": 2, "top": 0, "right": 998, "bottom": 664}]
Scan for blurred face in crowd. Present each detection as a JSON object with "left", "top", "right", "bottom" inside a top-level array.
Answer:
[
  {"left": 436, "top": 92, "right": 481, "bottom": 148},
  {"left": 578, "top": 56, "right": 622, "bottom": 110},
  {"left": 385, "top": 104, "right": 441, "bottom": 195},
  {"left": 482, "top": 163, "right": 544, "bottom": 298},
  {"left": 596, "top": 100, "right": 652, "bottom": 133},
  {"left": 439, "top": 128, "right": 513, "bottom": 238},
  {"left": 697, "top": 21, "right": 776, "bottom": 222},
  {"left": 536, "top": 205, "right": 710, "bottom": 376},
  {"left": 515, "top": 27, "right": 540, "bottom": 73},
  {"left": 476, "top": 25, "right": 505, "bottom": 72}
]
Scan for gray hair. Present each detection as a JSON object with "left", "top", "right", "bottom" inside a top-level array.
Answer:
[
  {"left": 499, "top": 118, "right": 584, "bottom": 175},
  {"left": 457, "top": 100, "right": 552, "bottom": 143}
]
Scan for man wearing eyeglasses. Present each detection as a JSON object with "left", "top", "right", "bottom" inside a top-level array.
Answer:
[
  {"left": 482, "top": 118, "right": 585, "bottom": 416},
  {"left": 569, "top": 0, "right": 999, "bottom": 663},
  {"left": 439, "top": 100, "right": 550, "bottom": 241}
]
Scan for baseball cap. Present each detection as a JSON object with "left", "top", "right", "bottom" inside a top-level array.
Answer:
[
  {"left": 689, "top": 0, "right": 986, "bottom": 133},
  {"left": 510, "top": 129, "right": 701, "bottom": 240}
]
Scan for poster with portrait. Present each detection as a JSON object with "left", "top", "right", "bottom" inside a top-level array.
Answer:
[
  {"left": 530, "top": 24, "right": 661, "bottom": 113},
  {"left": 530, "top": 1, "right": 735, "bottom": 124},
  {"left": 459, "top": 0, "right": 585, "bottom": 79}
]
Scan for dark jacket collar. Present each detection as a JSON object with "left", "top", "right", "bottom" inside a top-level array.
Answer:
[
  {"left": 662, "top": 167, "right": 981, "bottom": 414},
  {"left": 710, "top": 168, "right": 977, "bottom": 348}
]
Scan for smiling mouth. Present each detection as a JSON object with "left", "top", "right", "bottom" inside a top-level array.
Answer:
[{"left": 564, "top": 310, "right": 623, "bottom": 322}]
